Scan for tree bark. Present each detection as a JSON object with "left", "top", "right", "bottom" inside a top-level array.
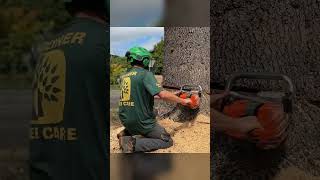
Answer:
[
  {"left": 211, "top": 0, "right": 320, "bottom": 101},
  {"left": 159, "top": 27, "right": 210, "bottom": 121},
  {"left": 211, "top": 1, "right": 320, "bottom": 179}
]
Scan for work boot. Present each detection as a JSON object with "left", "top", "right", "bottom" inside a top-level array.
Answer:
[
  {"left": 117, "top": 129, "right": 129, "bottom": 148},
  {"left": 117, "top": 129, "right": 127, "bottom": 139},
  {"left": 119, "top": 136, "right": 135, "bottom": 153}
]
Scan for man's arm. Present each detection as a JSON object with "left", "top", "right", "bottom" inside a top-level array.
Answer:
[
  {"left": 142, "top": 72, "right": 196, "bottom": 107},
  {"left": 156, "top": 90, "right": 191, "bottom": 105},
  {"left": 211, "top": 92, "right": 263, "bottom": 137},
  {"left": 211, "top": 108, "right": 262, "bottom": 134}
]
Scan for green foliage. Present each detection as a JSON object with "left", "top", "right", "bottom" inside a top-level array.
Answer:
[
  {"left": 152, "top": 38, "right": 164, "bottom": 75},
  {"left": 110, "top": 56, "right": 129, "bottom": 85},
  {"left": 0, "top": 0, "right": 70, "bottom": 76}
]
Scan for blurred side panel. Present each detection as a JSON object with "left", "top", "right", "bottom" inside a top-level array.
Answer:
[
  {"left": 164, "top": 0, "right": 210, "bottom": 27},
  {"left": 110, "top": 0, "right": 164, "bottom": 27},
  {"left": 110, "top": 153, "right": 210, "bottom": 180}
]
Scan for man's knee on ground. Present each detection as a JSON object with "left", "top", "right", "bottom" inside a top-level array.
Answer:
[{"left": 164, "top": 136, "right": 173, "bottom": 148}]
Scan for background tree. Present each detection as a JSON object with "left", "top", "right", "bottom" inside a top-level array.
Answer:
[
  {"left": 110, "top": 55, "right": 128, "bottom": 85},
  {"left": 211, "top": 0, "right": 320, "bottom": 179},
  {"left": 0, "top": 0, "right": 70, "bottom": 83},
  {"left": 152, "top": 38, "right": 164, "bottom": 75}
]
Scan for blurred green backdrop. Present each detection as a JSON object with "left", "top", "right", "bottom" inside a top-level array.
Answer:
[{"left": 0, "top": 0, "right": 70, "bottom": 89}]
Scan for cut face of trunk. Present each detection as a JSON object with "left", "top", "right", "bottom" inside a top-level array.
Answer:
[
  {"left": 159, "top": 27, "right": 210, "bottom": 121},
  {"left": 211, "top": 0, "right": 320, "bottom": 179}
]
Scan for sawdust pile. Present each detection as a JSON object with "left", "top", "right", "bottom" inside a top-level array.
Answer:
[{"left": 110, "top": 114, "right": 210, "bottom": 153}]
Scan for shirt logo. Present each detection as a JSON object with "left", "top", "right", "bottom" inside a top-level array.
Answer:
[
  {"left": 119, "top": 77, "right": 134, "bottom": 107},
  {"left": 120, "top": 77, "right": 131, "bottom": 101},
  {"left": 32, "top": 50, "right": 66, "bottom": 124}
]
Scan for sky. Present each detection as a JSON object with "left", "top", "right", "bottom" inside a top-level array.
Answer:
[
  {"left": 110, "top": 0, "right": 164, "bottom": 26},
  {"left": 110, "top": 27, "right": 164, "bottom": 56}
]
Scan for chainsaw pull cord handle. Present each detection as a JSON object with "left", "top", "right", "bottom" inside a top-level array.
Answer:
[{"left": 225, "top": 72, "right": 294, "bottom": 113}]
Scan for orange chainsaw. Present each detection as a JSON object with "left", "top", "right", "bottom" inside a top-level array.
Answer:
[
  {"left": 178, "top": 85, "right": 202, "bottom": 109},
  {"left": 219, "top": 73, "right": 294, "bottom": 149},
  {"left": 162, "top": 84, "right": 202, "bottom": 109}
]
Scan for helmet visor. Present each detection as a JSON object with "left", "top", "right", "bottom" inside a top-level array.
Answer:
[{"left": 149, "top": 59, "right": 156, "bottom": 68}]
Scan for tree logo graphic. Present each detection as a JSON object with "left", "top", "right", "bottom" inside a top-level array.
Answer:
[
  {"left": 120, "top": 77, "right": 131, "bottom": 101},
  {"left": 32, "top": 50, "right": 66, "bottom": 124}
]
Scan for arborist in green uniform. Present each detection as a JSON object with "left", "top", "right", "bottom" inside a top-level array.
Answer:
[
  {"left": 30, "top": 0, "right": 109, "bottom": 179},
  {"left": 117, "top": 46, "right": 200, "bottom": 153}
]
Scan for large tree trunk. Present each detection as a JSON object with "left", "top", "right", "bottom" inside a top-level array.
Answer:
[
  {"left": 211, "top": 0, "right": 320, "bottom": 101},
  {"left": 211, "top": 1, "right": 320, "bottom": 179},
  {"left": 159, "top": 27, "right": 210, "bottom": 121}
]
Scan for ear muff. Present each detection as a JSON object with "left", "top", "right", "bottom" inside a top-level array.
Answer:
[
  {"left": 142, "top": 58, "right": 150, "bottom": 68},
  {"left": 125, "top": 51, "right": 133, "bottom": 63},
  {"left": 125, "top": 51, "right": 130, "bottom": 58}
]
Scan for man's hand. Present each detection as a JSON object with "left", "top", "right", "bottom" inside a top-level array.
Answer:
[
  {"left": 224, "top": 116, "right": 264, "bottom": 140},
  {"left": 210, "top": 90, "right": 229, "bottom": 110},
  {"left": 211, "top": 90, "right": 263, "bottom": 139},
  {"left": 157, "top": 90, "right": 188, "bottom": 105},
  {"left": 181, "top": 98, "right": 192, "bottom": 106},
  {"left": 211, "top": 108, "right": 263, "bottom": 136},
  {"left": 157, "top": 90, "right": 200, "bottom": 109},
  {"left": 181, "top": 94, "right": 200, "bottom": 109}
]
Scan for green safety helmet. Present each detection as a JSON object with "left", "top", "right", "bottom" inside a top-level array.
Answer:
[{"left": 125, "top": 47, "right": 153, "bottom": 68}]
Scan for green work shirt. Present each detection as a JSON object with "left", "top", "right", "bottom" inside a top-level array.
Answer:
[
  {"left": 118, "top": 67, "right": 161, "bottom": 135},
  {"left": 30, "top": 17, "right": 108, "bottom": 180}
]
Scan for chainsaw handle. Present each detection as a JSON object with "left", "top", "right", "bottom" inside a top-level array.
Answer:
[
  {"left": 180, "top": 85, "right": 203, "bottom": 97},
  {"left": 225, "top": 72, "right": 294, "bottom": 113},
  {"left": 180, "top": 85, "right": 203, "bottom": 92},
  {"left": 228, "top": 91, "right": 267, "bottom": 103},
  {"left": 225, "top": 72, "right": 294, "bottom": 94}
]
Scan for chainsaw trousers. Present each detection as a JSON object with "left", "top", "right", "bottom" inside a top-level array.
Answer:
[
  {"left": 135, "top": 124, "right": 173, "bottom": 152},
  {"left": 122, "top": 124, "right": 173, "bottom": 152}
]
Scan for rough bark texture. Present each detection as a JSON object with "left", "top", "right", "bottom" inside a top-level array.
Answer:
[
  {"left": 160, "top": 27, "right": 210, "bottom": 121},
  {"left": 211, "top": 0, "right": 320, "bottom": 100},
  {"left": 211, "top": 1, "right": 320, "bottom": 179}
]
